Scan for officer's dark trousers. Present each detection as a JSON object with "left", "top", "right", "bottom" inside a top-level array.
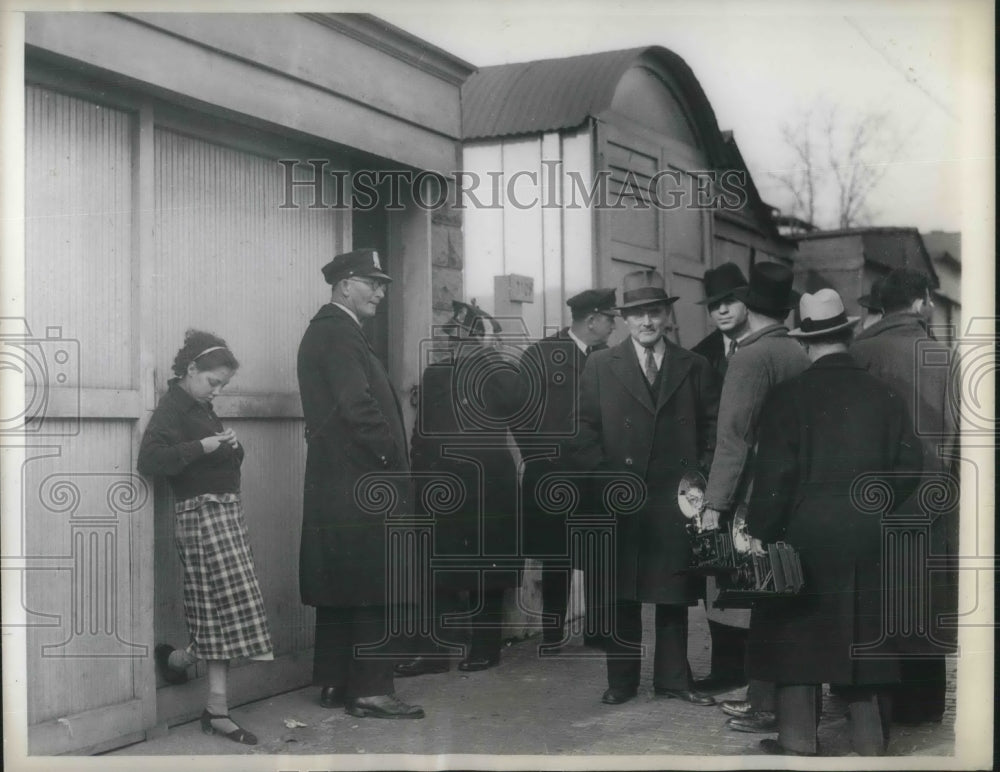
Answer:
[
  {"left": 604, "top": 601, "right": 690, "bottom": 691},
  {"left": 777, "top": 684, "right": 889, "bottom": 755},
  {"left": 313, "top": 605, "right": 394, "bottom": 699},
  {"left": 438, "top": 585, "right": 506, "bottom": 659}
]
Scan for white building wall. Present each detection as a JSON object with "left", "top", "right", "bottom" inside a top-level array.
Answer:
[{"left": 462, "top": 126, "right": 595, "bottom": 340}]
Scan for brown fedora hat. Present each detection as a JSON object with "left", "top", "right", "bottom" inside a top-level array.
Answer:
[{"left": 616, "top": 269, "right": 679, "bottom": 310}]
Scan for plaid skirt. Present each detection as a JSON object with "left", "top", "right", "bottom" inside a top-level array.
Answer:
[{"left": 174, "top": 493, "right": 273, "bottom": 660}]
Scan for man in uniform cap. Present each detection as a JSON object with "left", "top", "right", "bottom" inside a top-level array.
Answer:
[
  {"left": 699, "top": 262, "right": 811, "bottom": 733},
  {"left": 398, "top": 300, "right": 524, "bottom": 676},
  {"left": 516, "top": 288, "right": 617, "bottom": 648},
  {"left": 570, "top": 270, "right": 719, "bottom": 707},
  {"left": 297, "top": 248, "right": 425, "bottom": 719}
]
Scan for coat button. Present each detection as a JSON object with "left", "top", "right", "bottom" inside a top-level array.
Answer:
[
  {"left": 625, "top": 457, "right": 633, "bottom": 466},
  {"left": 680, "top": 459, "right": 687, "bottom": 467},
  {"left": 625, "top": 419, "right": 632, "bottom": 428}
]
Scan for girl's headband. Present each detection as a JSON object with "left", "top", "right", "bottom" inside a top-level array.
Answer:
[{"left": 193, "top": 345, "right": 227, "bottom": 360}]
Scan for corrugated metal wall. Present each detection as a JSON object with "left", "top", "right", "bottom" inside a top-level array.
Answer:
[{"left": 24, "top": 87, "right": 142, "bottom": 729}]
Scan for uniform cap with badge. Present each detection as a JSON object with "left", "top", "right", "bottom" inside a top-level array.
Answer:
[
  {"left": 321, "top": 248, "right": 392, "bottom": 285},
  {"left": 444, "top": 300, "right": 501, "bottom": 339},
  {"left": 566, "top": 288, "right": 618, "bottom": 317}
]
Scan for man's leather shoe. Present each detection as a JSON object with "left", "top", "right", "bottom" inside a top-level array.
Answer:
[
  {"left": 759, "top": 738, "right": 817, "bottom": 756},
  {"left": 319, "top": 686, "right": 344, "bottom": 708},
  {"left": 654, "top": 687, "right": 716, "bottom": 706},
  {"left": 457, "top": 655, "right": 500, "bottom": 672},
  {"left": 727, "top": 711, "right": 778, "bottom": 733},
  {"left": 394, "top": 657, "right": 450, "bottom": 677},
  {"left": 601, "top": 687, "right": 637, "bottom": 705},
  {"left": 345, "top": 694, "right": 425, "bottom": 719},
  {"left": 719, "top": 699, "right": 754, "bottom": 717},
  {"left": 692, "top": 674, "right": 747, "bottom": 692}
]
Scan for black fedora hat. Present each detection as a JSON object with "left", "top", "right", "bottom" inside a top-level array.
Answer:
[
  {"left": 731, "top": 262, "right": 796, "bottom": 316},
  {"left": 697, "top": 263, "right": 749, "bottom": 306},
  {"left": 857, "top": 277, "right": 885, "bottom": 312},
  {"left": 615, "top": 270, "right": 679, "bottom": 310}
]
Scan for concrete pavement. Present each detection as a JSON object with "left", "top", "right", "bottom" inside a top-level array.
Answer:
[{"left": 109, "top": 603, "right": 956, "bottom": 760}]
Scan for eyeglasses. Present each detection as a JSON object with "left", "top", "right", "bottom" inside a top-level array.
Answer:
[{"left": 349, "top": 276, "right": 388, "bottom": 292}]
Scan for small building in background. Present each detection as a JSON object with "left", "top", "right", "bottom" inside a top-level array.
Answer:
[
  {"left": 460, "top": 46, "right": 795, "bottom": 349},
  {"left": 791, "top": 226, "right": 941, "bottom": 321}
]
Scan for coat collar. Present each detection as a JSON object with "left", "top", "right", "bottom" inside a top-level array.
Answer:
[
  {"left": 166, "top": 378, "right": 211, "bottom": 414},
  {"left": 609, "top": 336, "right": 692, "bottom": 414},
  {"left": 808, "top": 351, "right": 864, "bottom": 371},
  {"left": 312, "top": 303, "right": 375, "bottom": 351},
  {"left": 738, "top": 323, "right": 789, "bottom": 348},
  {"left": 853, "top": 311, "right": 929, "bottom": 342}
]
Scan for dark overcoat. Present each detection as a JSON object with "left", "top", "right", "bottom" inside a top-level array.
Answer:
[
  {"left": 745, "top": 353, "right": 924, "bottom": 685},
  {"left": 691, "top": 328, "right": 727, "bottom": 380},
  {"left": 850, "top": 312, "right": 959, "bottom": 653},
  {"left": 516, "top": 328, "right": 600, "bottom": 559},
  {"left": 571, "top": 338, "right": 719, "bottom": 604},
  {"left": 297, "top": 304, "right": 411, "bottom": 608},
  {"left": 410, "top": 345, "right": 523, "bottom": 592}
]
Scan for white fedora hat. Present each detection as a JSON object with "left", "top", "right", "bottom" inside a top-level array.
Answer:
[{"left": 788, "top": 288, "right": 860, "bottom": 338}]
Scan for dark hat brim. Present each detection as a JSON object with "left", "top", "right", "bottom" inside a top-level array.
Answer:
[
  {"left": 696, "top": 288, "right": 746, "bottom": 306},
  {"left": 325, "top": 269, "right": 393, "bottom": 285}
]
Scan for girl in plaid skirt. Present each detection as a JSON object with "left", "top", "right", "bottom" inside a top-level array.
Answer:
[{"left": 138, "top": 330, "right": 273, "bottom": 745}]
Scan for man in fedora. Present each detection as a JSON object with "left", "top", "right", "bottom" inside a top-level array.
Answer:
[
  {"left": 699, "top": 262, "right": 811, "bottom": 733},
  {"left": 691, "top": 262, "right": 750, "bottom": 379},
  {"left": 689, "top": 263, "right": 750, "bottom": 691},
  {"left": 850, "top": 268, "right": 957, "bottom": 726},
  {"left": 744, "top": 288, "right": 923, "bottom": 756},
  {"left": 297, "top": 248, "right": 424, "bottom": 719},
  {"left": 517, "top": 288, "right": 618, "bottom": 647},
  {"left": 570, "top": 269, "right": 719, "bottom": 707}
]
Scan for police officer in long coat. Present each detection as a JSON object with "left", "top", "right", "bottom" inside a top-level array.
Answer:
[
  {"left": 297, "top": 249, "right": 423, "bottom": 719},
  {"left": 517, "top": 288, "right": 617, "bottom": 645},
  {"left": 745, "top": 289, "right": 924, "bottom": 756},
  {"left": 396, "top": 301, "right": 524, "bottom": 675},
  {"left": 571, "top": 270, "right": 719, "bottom": 706}
]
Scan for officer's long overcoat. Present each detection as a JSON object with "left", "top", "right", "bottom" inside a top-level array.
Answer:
[
  {"left": 745, "top": 353, "right": 924, "bottom": 685},
  {"left": 410, "top": 345, "right": 523, "bottom": 592},
  {"left": 297, "top": 304, "right": 411, "bottom": 608},
  {"left": 571, "top": 338, "right": 719, "bottom": 604}
]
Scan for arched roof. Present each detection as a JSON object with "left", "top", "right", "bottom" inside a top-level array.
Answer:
[{"left": 461, "top": 45, "right": 727, "bottom": 163}]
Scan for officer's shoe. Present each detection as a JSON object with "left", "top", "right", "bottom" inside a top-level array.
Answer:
[
  {"left": 319, "top": 686, "right": 344, "bottom": 708},
  {"left": 394, "top": 657, "right": 450, "bottom": 678},
  {"left": 727, "top": 711, "right": 778, "bottom": 733},
  {"left": 692, "top": 673, "right": 747, "bottom": 692},
  {"left": 759, "top": 738, "right": 817, "bottom": 756},
  {"left": 345, "top": 694, "right": 425, "bottom": 719}
]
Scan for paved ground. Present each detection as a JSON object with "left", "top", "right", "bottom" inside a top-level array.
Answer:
[{"left": 109, "top": 604, "right": 956, "bottom": 761}]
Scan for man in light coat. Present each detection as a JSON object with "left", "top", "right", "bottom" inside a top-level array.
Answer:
[
  {"left": 571, "top": 270, "right": 719, "bottom": 707},
  {"left": 699, "top": 262, "right": 811, "bottom": 733},
  {"left": 297, "top": 249, "right": 424, "bottom": 719}
]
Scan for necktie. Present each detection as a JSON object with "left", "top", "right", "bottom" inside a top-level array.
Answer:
[
  {"left": 727, "top": 338, "right": 739, "bottom": 359},
  {"left": 644, "top": 345, "right": 658, "bottom": 385}
]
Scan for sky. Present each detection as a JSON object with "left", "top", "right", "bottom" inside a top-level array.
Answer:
[{"left": 377, "top": 0, "right": 992, "bottom": 234}]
